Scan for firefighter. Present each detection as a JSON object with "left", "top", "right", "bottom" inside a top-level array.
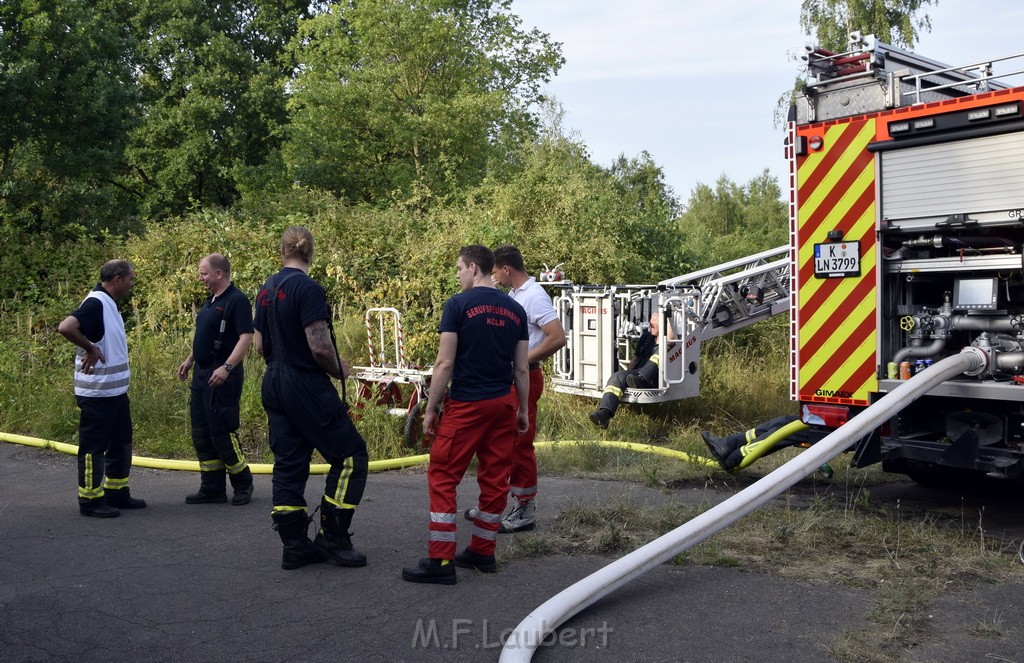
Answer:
[
  {"left": 253, "top": 226, "right": 369, "bottom": 571},
  {"left": 177, "top": 254, "right": 255, "bottom": 506},
  {"left": 701, "top": 416, "right": 819, "bottom": 470},
  {"left": 589, "top": 310, "right": 674, "bottom": 429},
  {"left": 461, "top": 244, "right": 565, "bottom": 533},
  {"left": 402, "top": 245, "right": 530, "bottom": 585},
  {"left": 58, "top": 260, "right": 147, "bottom": 518}
]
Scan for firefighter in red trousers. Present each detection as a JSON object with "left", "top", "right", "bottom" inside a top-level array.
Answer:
[
  {"left": 462, "top": 244, "right": 565, "bottom": 533},
  {"left": 402, "top": 245, "right": 530, "bottom": 585}
]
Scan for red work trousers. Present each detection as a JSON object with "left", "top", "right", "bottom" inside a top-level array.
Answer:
[
  {"left": 427, "top": 392, "right": 517, "bottom": 560},
  {"left": 508, "top": 367, "right": 543, "bottom": 503}
]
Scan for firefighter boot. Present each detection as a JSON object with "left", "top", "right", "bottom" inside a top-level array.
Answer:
[
  {"left": 272, "top": 510, "right": 328, "bottom": 570},
  {"left": 625, "top": 373, "right": 654, "bottom": 389},
  {"left": 228, "top": 467, "right": 254, "bottom": 506},
  {"left": 589, "top": 408, "right": 612, "bottom": 429},
  {"left": 185, "top": 467, "right": 228, "bottom": 504},
  {"left": 701, "top": 432, "right": 741, "bottom": 471},
  {"left": 402, "top": 558, "right": 457, "bottom": 585},
  {"left": 79, "top": 498, "right": 120, "bottom": 518},
  {"left": 454, "top": 547, "right": 497, "bottom": 573},
  {"left": 313, "top": 498, "right": 367, "bottom": 567},
  {"left": 105, "top": 487, "right": 147, "bottom": 510}
]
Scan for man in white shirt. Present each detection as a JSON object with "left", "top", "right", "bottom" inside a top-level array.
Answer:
[{"left": 464, "top": 244, "right": 565, "bottom": 533}]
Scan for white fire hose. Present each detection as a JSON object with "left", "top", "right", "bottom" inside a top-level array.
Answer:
[{"left": 499, "top": 349, "right": 985, "bottom": 662}]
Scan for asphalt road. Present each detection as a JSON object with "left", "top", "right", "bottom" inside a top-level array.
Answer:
[{"left": 1, "top": 441, "right": 1022, "bottom": 663}]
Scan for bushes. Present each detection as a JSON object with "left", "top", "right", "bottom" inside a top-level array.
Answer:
[{"left": 1, "top": 159, "right": 792, "bottom": 459}]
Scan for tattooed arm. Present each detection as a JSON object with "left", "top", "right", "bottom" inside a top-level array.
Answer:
[{"left": 304, "top": 319, "right": 348, "bottom": 380}]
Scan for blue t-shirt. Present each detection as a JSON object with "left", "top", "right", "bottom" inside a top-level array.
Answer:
[
  {"left": 253, "top": 268, "right": 331, "bottom": 373},
  {"left": 439, "top": 286, "right": 529, "bottom": 402}
]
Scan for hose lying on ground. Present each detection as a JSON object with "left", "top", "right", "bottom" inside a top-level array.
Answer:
[{"left": 0, "top": 433, "right": 719, "bottom": 473}]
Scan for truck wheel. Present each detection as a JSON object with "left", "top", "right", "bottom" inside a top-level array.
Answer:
[
  {"left": 904, "top": 465, "right": 986, "bottom": 491},
  {"left": 403, "top": 400, "right": 428, "bottom": 449}
]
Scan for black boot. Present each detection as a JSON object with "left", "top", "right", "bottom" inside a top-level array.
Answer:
[
  {"left": 402, "top": 558, "right": 457, "bottom": 585},
  {"left": 589, "top": 408, "right": 612, "bottom": 429},
  {"left": 186, "top": 468, "right": 227, "bottom": 504},
  {"left": 701, "top": 432, "right": 741, "bottom": 470},
  {"left": 105, "top": 487, "right": 147, "bottom": 509},
  {"left": 313, "top": 498, "right": 367, "bottom": 567},
  {"left": 229, "top": 467, "right": 254, "bottom": 506},
  {"left": 272, "top": 510, "right": 327, "bottom": 570},
  {"left": 80, "top": 498, "right": 119, "bottom": 518},
  {"left": 454, "top": 547, "right": 497, "bottom": 573}
]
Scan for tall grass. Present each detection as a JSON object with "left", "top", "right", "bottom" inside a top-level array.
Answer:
[{"left": 0, "top": 309, "right": 794, "bottom": 470}]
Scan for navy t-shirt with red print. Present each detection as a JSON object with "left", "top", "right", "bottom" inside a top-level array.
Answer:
[
  {"left": 253, "top": 267, "right": 330, "bottom": 373},
  {"left": 439, "top": 286, "right": 529, "bottom": 402}
]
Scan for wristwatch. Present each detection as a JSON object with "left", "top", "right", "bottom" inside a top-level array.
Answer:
[{"left": 223, "top": 362, "right": 234, "bottom": 373}]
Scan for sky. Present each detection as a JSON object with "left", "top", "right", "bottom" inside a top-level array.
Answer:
[{"left": 511, "top": 0, "right": 1024, "bottom": 201}]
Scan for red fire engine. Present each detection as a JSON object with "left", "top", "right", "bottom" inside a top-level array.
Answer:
[{"left": 790, "top": 32, "right": 1024, "bottom": 482}]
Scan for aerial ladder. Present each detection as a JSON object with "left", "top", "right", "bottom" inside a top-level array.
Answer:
[{"left": 548, "top": 246, "right": 791, "bottom": 403}]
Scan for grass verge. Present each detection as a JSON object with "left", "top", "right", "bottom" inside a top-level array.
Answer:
[{"left": 500, "top": 485, "right": 1023, "bottom": 663}]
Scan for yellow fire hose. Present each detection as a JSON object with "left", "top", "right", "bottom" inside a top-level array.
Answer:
[
  {"left": 735, "top": 419, "right": 811, "bottom": 470},
  {"left": 0, "top": 432, "right": 719, "bottom": 472}
]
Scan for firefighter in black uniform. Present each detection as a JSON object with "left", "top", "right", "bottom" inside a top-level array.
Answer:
[
  {"left": 177, "top": 253, "right": 255, "bottom": 505},
  {"left": 589, "top": 310, "right": 674, "bottom": 429},
  {"left": 253, "top": 226, "right": 369, "bottom": 571}
]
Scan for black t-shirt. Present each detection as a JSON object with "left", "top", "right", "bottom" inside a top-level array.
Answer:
[
  {"left": 438, "top": 286, "right": 529, "bottom": 402},
  {"left": 68, "top": 285, "right": 118, "bottom": 343},
  {"left": 253, "top": 268, "right": 331, "bottom": 373},
  {"left": 627, "top": 330, "right": 656, "bottom": 371},
  {"left": 192, "top": 283, "right": 254, "bottom": 366}
]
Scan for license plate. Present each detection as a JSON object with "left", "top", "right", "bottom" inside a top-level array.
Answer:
[{"left": 814, "top": 241, "right": 860, "bottom": 278}]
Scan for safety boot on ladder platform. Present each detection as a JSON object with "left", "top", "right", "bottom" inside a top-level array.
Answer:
[
  {"left": 313, "top": 497, "right": 367, "bottom": 567},
  {"left": 272, "top": 510, "right": 327, "bottom": 570},
  {"left": 625, "top": 373, "right": 653, "bottom": 389}
]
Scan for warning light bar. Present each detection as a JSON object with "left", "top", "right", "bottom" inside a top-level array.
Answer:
[{"left": 887, "top": 100, "right": 1022, "bottom": 139}]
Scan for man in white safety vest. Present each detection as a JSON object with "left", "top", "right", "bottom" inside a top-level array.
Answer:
[{"left": 58, "top": 259, "right": 146, "bottom": 518}]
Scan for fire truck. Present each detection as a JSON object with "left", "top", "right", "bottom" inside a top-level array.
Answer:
[
  {"left": 788, "top": 33, "right": 1024, "bottom": 483},
  {"left": 551, "top": 33, "right": 1024, "bottom": 483}
]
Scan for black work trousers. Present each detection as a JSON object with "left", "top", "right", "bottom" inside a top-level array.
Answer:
[
  {"left": 190, "top": 364, "right": 250, "bottom": 493},
  {"left": 76, "top": 393, "right": 133, "bottom": 505},
  {"left": 261, "top": 364, "right": 368, "bottom": 512},
  {"left": 597, "top": 359, "right": 660, "bottom": 415}
]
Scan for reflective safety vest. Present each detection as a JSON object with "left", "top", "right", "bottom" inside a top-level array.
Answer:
[{"left": 73, "top": 290, "right": 130, "bottom": 398}]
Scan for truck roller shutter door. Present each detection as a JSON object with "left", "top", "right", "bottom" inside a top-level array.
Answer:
[{"left": 881, "top": 132, "right": 1024, "bottom": 221}]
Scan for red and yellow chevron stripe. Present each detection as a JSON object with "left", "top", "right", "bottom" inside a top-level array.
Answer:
[{"left": 794, "top": 118, "right": 878, "bottom": 405}]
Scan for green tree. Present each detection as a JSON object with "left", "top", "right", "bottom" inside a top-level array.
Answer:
[
  {"left": 283, "top": 0, "right": 564, "bottom": 208},
  {"left": 800, "top": 0, "right": 935, "bottom": 51},
  {"left": 775, "top": 0, "right": 937, "bottom": 126},
  {"left": 125, "top": 0, "right": 311, "bottom": 219},
  {"left": 678, "top": 171, "right": 787, "bottom": 268},
  {"left": 0, "top": 0, "right": 139, "bottom": 234}
]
